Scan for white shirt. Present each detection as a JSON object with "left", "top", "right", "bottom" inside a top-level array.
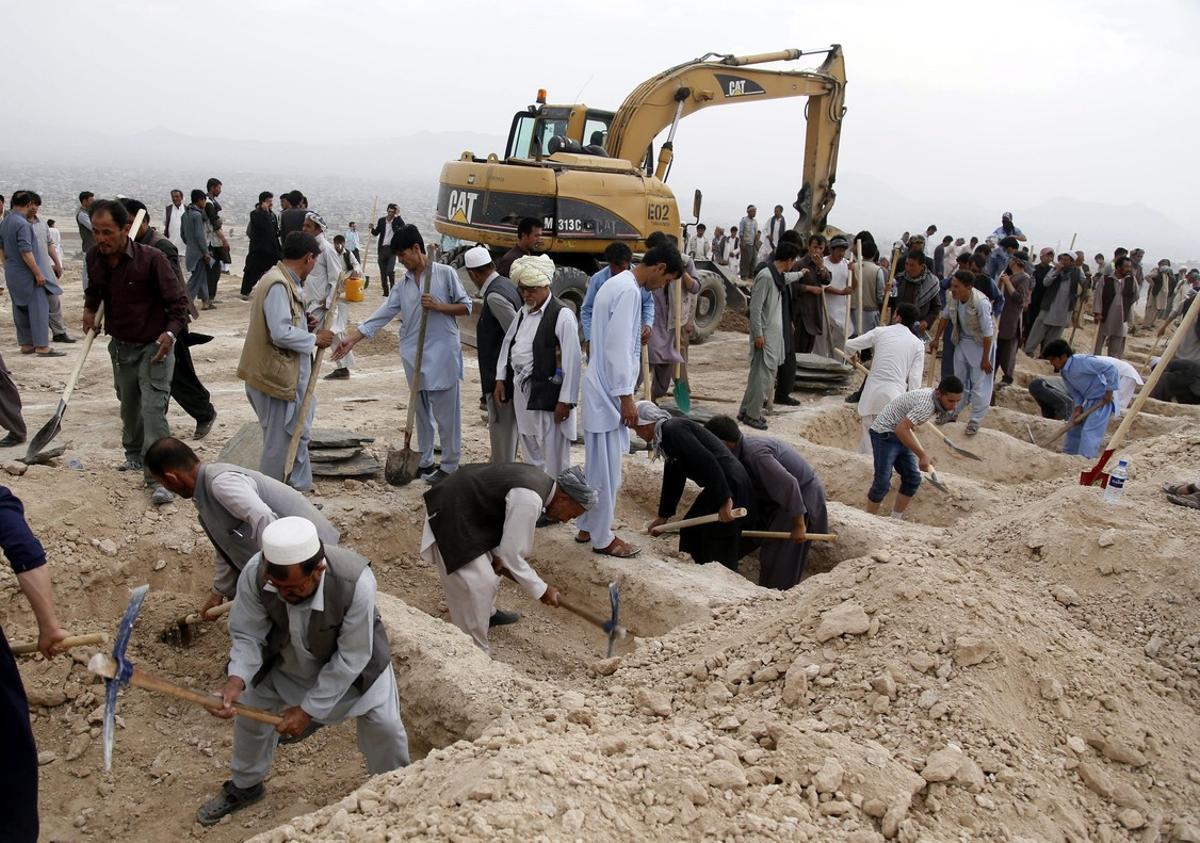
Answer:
[
  {"left": 345, "top": 229, "right": 361, "bottom": 251},
  {"left": 686, "top": 234, "right": 710, "bottom": 261},
  {"left": 824, "top": 257, "right": 852, "bottom": 326},
  {"left": 208, "top": 470, "right": 278, "bottom": 597},
  {"left": 46, "top": 227, "right": 62, "bottom": 265},
  {"left": 1096, "top": 355, "right": 1142, "bottom": 412},
  {"left": 582, "top": 270, "right": 641, "bottom": 433},
  {"left": 381, "top": 219, "right": 395, "bottom": 249},
  {"left": 844, "top": 323, "right": 926, "bottom": 417}
]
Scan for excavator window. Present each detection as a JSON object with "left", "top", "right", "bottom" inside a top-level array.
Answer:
[{"left": 506, "top": 110, "right": 569, "bottom": 159}]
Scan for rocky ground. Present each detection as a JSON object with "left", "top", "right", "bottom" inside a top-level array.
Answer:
[{"left": 4, "top": 260, "right": 1198, "bottom": 842}]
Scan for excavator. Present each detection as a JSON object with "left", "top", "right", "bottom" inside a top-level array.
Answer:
[{"left": 435, "top": 46, "right": 846, "bottom": 342}]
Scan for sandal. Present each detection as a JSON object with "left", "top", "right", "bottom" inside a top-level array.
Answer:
[
  {"left": 1166, "top": 492, "right": 1200, "bottom": 510},
  {"left": 196, "top": 780, "right": 265, "bottom": 827},
  {"left": 1162, "top": 482, "right": 1197, "bottom": 497},
  {"left": 574, "top": 531, "right": 591, "bottom": 544},
  {"left": 593, "top": 538, "right": 641, "bottom": 558},
  {"left": 964, "top": 420, "right": 980, "bottom": 436}
]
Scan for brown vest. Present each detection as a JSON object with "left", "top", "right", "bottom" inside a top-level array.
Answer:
[
  {"left": 252, "top": 545, "right": 390, "bottom": 694},
  {"left": 237, "top": 264, "right": 305, "bottom": 400}
]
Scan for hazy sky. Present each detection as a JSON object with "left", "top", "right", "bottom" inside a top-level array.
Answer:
[{"left": 8, "top": 0, "right": 1198, "bottom": 253}]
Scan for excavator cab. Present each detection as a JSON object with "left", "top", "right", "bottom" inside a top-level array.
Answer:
[{"left": 504, "top": 104, "right": 616, "bottom": 160}]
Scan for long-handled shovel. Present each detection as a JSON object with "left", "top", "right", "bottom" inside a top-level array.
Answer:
[
  {"left": 641, "top": 343, "right": 652, "bottom": 402},
  {"left": 161, "top": 600, "right": 233, "bottom": 647},
  {"left": 11, "top": 632, "right": 108, "bottom": 656},
  {"left": 671, "top": 276, "right": 691, "bottom": 412},
  {"left": 386, "top": 248, "right": 437, "bottom": 486},
  {"left": 282, "top": 271, "right": 348, "bottom": 480},
  {"left": 23, "top": 212, "right": 146, "bottom": 463},
  {"left": 877, "top": 245, "right": 901, "bottom": 326},
  {"left": 361, "top": 196, "right": 378, "bottom": 288},
  {"left": 1039, "top": 401, "right": 1104, "bottom": 449},
  {"left": 649, "top": 507, "right": 748, "bottom": 534},
  {"left": 922, "top": 421, "right": 984, "bottom": 462},
  {"left": 741, "top": 530, "right": 838, "bottom": 542},
  {"left": 1082, "top": 288, "right": 1200, "bottom": 487},
  {"left": 496, "top": 567, "right": 629, "bottom": 657}
]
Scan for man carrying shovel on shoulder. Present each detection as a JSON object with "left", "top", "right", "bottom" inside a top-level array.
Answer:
[{"left": 334, "top": 225, "right": 472, "bottom": 486}]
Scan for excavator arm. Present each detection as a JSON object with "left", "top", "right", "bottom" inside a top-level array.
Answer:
[{"left": 605, "top": 46, "right": 846, "bottom": 239}]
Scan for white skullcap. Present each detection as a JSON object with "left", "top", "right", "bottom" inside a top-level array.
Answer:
[
  {"left": 262, "top": 516, "right": 322, "bottom": 566},
  {"left": 463, "top": 245, "right": 493, "bottom": 269},
  {"left": 510, "top": 254, "right": 556, "bottom": 288}
]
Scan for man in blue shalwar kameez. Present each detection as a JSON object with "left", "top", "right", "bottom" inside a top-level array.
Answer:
[{"left": 1043, "top": 339, "right": 1119, "bottom": 459}]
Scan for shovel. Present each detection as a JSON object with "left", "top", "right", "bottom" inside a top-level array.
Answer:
[
  {"left": 161, "top": 600, "right": 233, "bottom": 647},
  {"left": 282, "top": 271, "right": 348, "bottom": 481},
  {"left": 649, "top": 507, "right": 748, "bottom": 534},
  {"left": 922, "top": 422, "right": 983, "bottom": 461},
  {"left": 671, "top": 276, "right": 691, "bottom": 413},
  {"left": 386, "top": 248, "right": 437, "bottom": 486},
  {"left": 496, "top": 567, "right": 629, "bottom": 657}
]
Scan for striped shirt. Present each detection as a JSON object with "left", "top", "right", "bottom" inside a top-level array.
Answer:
[{"left": 870, "top": 388, "right": 939, "bottom": 434}]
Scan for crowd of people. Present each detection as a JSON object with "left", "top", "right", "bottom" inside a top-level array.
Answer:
[{"left": 2, "top": 182, "right": 1198, "bottom": 838}]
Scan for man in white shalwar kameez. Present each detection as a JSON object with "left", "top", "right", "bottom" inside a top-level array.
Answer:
[
  {"left": 302, "top": 212, "right": 354, "bottom": 378},
  {"left": 334, "top": 225, "right": 471, "bottom": 485},
  {"left": 844, "top": 303, "right": 926, "bottom": 453},
  {"left": 236, "top": 233, "right": 333, "bottom": 491},
  {"left": 576, "top": 245, "right": 682, "bottom": 557},
  {"left": 197, "top": 517, "right": 409, "bottom": 826},
  {"left": 495, "top": 254, "right": 582, "bottom": 476}
]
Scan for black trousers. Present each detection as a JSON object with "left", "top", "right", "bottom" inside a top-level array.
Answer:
[
  {"left": 1151, "top": 359, "right": 1200, "bottom": 404},
  {"left": 0, "top": 626, "right": 39, "bottom": 843},
  {"left": 171, "top": 329, "right": 216, "bottom": 423},
  {"left": 775, "top": 351, "right": 796, "bottom": 400},
  {"left": 206, "top": 249, "right": 222, "bottom": 299},
  {"left": 1028, "top": 377, "right": 1072, "bottom": 420},
  {"left": 241, "top": 251, "right": 277, "bottom": 296}
]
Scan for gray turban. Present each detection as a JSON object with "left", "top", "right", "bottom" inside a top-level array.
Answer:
[
  {"left": 555, "top": 466, "right": 598, "bottom": 510},
  {"left": 635, "top": 400, "right": 672, "bottom": 459}
]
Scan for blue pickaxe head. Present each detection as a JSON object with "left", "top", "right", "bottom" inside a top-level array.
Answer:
[{"left": 98, "top": 584, "right": 149, "bottom": 771}]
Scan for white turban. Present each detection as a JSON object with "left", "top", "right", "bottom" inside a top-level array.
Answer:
[
  {"left": 510, "top": 254, "right": 555, "bottom": 288},
  {"left": 635, "top": 400, "right": 672, "bottom": 460}
]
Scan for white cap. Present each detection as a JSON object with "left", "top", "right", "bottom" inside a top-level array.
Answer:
[
  {"left": 463, "top": 245, "right": 493, "bottom": 269},
  {"left": 262, "top": 516, "right": 322, "bottom": 566}
]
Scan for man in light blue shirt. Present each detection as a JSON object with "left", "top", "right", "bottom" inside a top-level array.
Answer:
[
  {"left": 335, "top": 225, "right": 472, "bottom": 485},
  {"left": 928, "top": 272, "right": 995, "bottom": 434},
  {"left": 1043, "top": 339, "right": 1119, "bottom": 459},
  {"left": 579, "top": 242, "right": 652, "bottom": 347},
  {"left": 344, "top": 223, "right": 362, "bottom": 262}
]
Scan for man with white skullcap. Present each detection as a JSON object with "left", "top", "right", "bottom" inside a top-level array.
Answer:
[
  {"left": 420, "top": 464, "right": 597, "bottom": 654},
  {"left": 464, "top": 244, "right": 521, "bottom": 462},
  {"left": 198, "top": 516, "right": 409, "bottom": 826},
  {"left": 495, "top": 254, "right": 582, "bottom": 479},
  {"left": 302, "top": 211, "right": 354, "bottom": 379}
]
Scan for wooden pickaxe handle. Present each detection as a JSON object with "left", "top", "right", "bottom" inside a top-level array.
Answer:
[
  {"left": 1040, "top": 401, "right": 1104, "bottom": 448},
  {"left": 494, "top": 566, "right": 622, "bottom": 636},
  {"left": 650, "top": 507, "right": 748, "bottom": 535},
  {"left": 179, "top": 601, "right": 234, "bottom": 626},
  {"left": 741, "top": 531, "right": 838, "bottom": 542},
  {"left": 88, "top": 653, "right": 283, "bottom": 725},
  {"left": 11, "top": 632, "right": 108, "bottom": 656}
]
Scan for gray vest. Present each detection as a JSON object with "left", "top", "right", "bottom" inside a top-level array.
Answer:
[
  {"left": 193, "top": 463, "right": 340, "bottom": 573},
  {"left": 423, "top": 463, "right": 556, "bottom": 574},
  {"left": 252, "top": 545, "right": 390, "bottom": 694}
]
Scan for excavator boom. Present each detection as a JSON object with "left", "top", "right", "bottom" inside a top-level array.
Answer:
[{"left": 606, "top": 46, "right": 846, "bottom": 238}]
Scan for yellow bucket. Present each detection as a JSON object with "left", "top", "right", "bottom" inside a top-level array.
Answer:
[{"left": 344, "top": 277, "right": 365, "bottom": 302}]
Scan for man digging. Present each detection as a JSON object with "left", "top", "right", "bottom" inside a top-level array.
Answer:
[{"left": 198, "top": 517, "right": 410, "bottom": 825}]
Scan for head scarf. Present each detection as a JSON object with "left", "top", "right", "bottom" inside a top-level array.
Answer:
[
  {"left": 304, "top": 210, "right": 328, "bottom": 232},
  {"left": 555, "top": 466, "right": 598, "bottom": 510},
  {"left": 510, "top": 254, "right": 555, "bottom": 288},
  {"left": 635, "top": 400, "right": 672, "bottom": 460}
]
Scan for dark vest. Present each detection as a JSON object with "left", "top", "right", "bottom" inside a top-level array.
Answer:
[
  {"left": 423, "top": 463, "right": 556, "bottom": 574},
  {"left": 194, "top": 463, "right": 340, "bottom": 575},
  {"left": 252, "top": 545, "right": 389, "bottom": 693},
  {"left": 504, "top": 296, "right": 566, "bottom": 412},
  {"left": 476, "top": 275, "right": 521, "bottom": 396}
]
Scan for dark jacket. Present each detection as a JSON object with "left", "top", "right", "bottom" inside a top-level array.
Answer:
[
  {"left": 504, "top": 297, "right": 568, "bottom": 412},
  {"left": 246, "top": 207, "right": 282, "bottom": 258},
  {"left": 370, "top": 215, "right": 406, "bottom": 254},
  {"left": 280, "top": 207, "right": 307, "bottom": 243},
  {"left": 477, "top": 275, "right": 521, "bottom": 396}
]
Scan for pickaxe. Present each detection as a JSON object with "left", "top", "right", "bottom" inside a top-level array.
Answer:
[
  {"left": 10, "top": 632, "right": 107, "bottom": 656},
  {"left": 160, "top": 600, "right": 233, "bottom": 647},
  {"left": 88, "top": 585, "right": 282, "bottom": 771},
  {"left": 497, "top": 568, "right": 628, "bottom": 658}
]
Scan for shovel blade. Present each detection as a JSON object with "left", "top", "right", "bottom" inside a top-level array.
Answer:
[
  {"left": 673, "top": 378, "right": 691, "bottom": 415},
  {"left": 384, "top": 446, "right": 422, "bottom": 487},
  {"left": 948, "top": 441, "right": 984, "bottom": 461},
  {"left": 1080, "top": 448, "right": 1115, "bottom": 487},
  {"left": 23, "top": 400, "right": 67, "bottom": 462}
]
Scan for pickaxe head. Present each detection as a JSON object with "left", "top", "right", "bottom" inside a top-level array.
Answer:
[{"left": 92, "top": 584, "right": 149, "bottom": 771}]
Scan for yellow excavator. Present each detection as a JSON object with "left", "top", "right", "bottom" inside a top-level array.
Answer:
[{"left": 436, "top": 46, "right": 846, "bottom": 341}]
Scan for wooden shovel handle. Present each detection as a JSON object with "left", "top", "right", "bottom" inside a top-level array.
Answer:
[
  {"left": 404, "top": 249, "right": 437, "bottom": 446},
  {"left": 836, "top": 348, "right": 869, "bottom": 377},
  {"left": 88, "top": 653, "right": 282, "bottom": 725},
  {"left": 741, "top": 531, "right": 838, "bottom": 542},
  {"left": 650, "top": 507, "right": 748, "bottom": 534},
  {"left": 11, "top": 632, "right": 108, "bottom": 656},
  {"left": 641, "top": 344, "right": 652, "bottom": 402},
  {"left": 878, "top": 245, "right": 900, "bottom": 325}
]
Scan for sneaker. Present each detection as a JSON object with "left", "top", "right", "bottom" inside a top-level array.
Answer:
[
  {"left": 239, "top": 294, "right": 250, "bottom": 302},
  {"left": 0, "top": 432, "right": 24, "bottom": 448},
  {"left": 150, "top": 483, "right": 175, "bottom": 505},
  {"left": 118, "top": 458, "right": 144, "bottom": 472},
  {"left": 323, "top": 368, "right": 350, "bottom": 380},
  {"left": 194, "top": 414, "right": 217, "bottom": 441},
  {"left": 197, "top": 780, "right": 265, "bottom": 827},
  {"left": 964, "top": 420, "right": 980, "bottom": 436},
  {"left": 422, "top": 468, "right": 451, "bottom": 486},
  {"left": 489, "top": 609, "right": 521, "bottom": 627},
  {"left": 843, "top": 387, "right": 863, "bottom": 403},
  {"left": 52, "top": 333, "right": 77, "bottom": 343},
  {"left": 775, "top": 395, "right": 801, "bottom": 406},
  {"left": 743, "top": 416, "right": 768, "bottom": 430},
  {"left": 417, "top": 463, "right": 440, "bottom": 479}
]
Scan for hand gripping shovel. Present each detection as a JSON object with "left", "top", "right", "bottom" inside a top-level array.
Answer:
[
  {"left": 23, "top": 209, "right": 146, "bottom": 462},
  {"left": 89, "top": 585, "right": 281, "bottom": 771},
  {"left": 648, "top": 507, "right": 748, "bottom": 534},
  {"left": 386, "top": 247, "right": 437, "bottom": 486},
  {"left": 496, "top": 567, "right": 628, "bottom": 658}
]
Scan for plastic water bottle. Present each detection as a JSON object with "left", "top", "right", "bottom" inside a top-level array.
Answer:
[
  {"left": 1104, "top": 459, "right": 1129, "bottom": 503},
  {"left": 550, "top": 367, "right": 564, "bottom": 385}
]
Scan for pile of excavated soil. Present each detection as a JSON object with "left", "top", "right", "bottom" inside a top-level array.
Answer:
[{"left": 6, "top": 256, "right": 1199, "bottom": 842}]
